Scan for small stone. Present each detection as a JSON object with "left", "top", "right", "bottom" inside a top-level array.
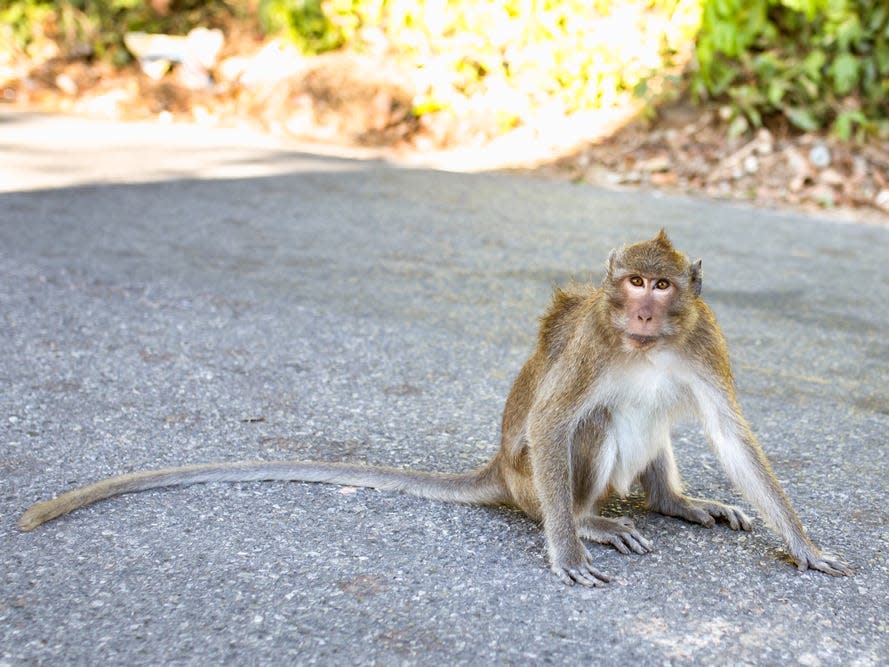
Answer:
[
  {"left": 755, "top": 128, "right": 774, "bottom": 155},
  {"left": 875, "top": 189, "right": 889, "bottom": 210},
  {"left": 651, "top": 171, "right": 678, "bottom": 186},
  {"left": 819, "top": 168, "right": 844, "bottom": 186},
  {"left": 638, "top": 154, "right": 671, "bottom": 173},
  {"left": 808, "top": 143, "right": 831, "bottom": 169},
  {"left": 55, "top": 73, "right": 78, "bottom": 95},
  {"left": 743, "top": 155, "right": 759, "bottom": 174},
  {"left": 808, "top": 184, "right": 836, "bottom": 207},
  {"left": 786, "top": 147, "right": 813, "bottom": 191},
  {"left": 852, "top": 156, "right": 869, "bottom": 178},
  {"left": 619, "top": 171, "right": 642, "bottom": 184}
]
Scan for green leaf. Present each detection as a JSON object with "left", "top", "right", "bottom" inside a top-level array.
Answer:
[
  {"left": 785, "top": 107, "right": 820, "bottom": 132},
  {"left": 833, "top": 110, "right": 867, "bottom": 141},
  {"left": 767, "top": 79, "right": 786, "bottom": 107},
  {"left": 799, "top": 75, "right": 820, "bottom": 100},
  {"left": 728, "top": 114, "right": 749, "bottom": 138},
  {"left": 875, "top": 40, "right": 889, "bottom": 74},
  {"left": 830, "top": 51, "right": 860, "bottom": 94},
  {"left": 802, "top": 49, "right": 826, "bottom": 79}
]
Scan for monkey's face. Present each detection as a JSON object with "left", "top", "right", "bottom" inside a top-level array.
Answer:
[
  {"left": 618, "top": 274, "right": 678, "bottom": 350},
  {"left": 603, "top": 230, "right": 702, "bottom": 351}
]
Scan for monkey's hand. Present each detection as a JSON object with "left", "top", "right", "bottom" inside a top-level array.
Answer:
[
  {"left": 650, "top": 496, "right": 753, "bottom": 532},
  {"left": 790, "top": 547, "right": 853, "bottom": 577},
  {"left": 550, "top": 542, "right": 612, "bottom": 588},
  {"left": 578, "top": 516, "right": 653, "bottom": 555}
]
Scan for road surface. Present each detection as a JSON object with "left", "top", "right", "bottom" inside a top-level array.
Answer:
[{"left": 2, "top": 112, "right": 887, "bottom": 665}]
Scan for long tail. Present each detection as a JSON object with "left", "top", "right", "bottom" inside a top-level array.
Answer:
[{"left": 18, "top": 459, "right": 508, "bottom": 531}]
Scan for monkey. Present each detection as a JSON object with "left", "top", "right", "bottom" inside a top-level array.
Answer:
[{"left": 18, "top": 230, "right": 852, "bottom": 587}]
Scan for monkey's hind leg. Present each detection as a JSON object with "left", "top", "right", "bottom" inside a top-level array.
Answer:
[
  {"left": 640, "top": 450, "right": 752, "bottom": 532},
  {"left": 577, "top": 516, "right": 653, "bottom": 555}
]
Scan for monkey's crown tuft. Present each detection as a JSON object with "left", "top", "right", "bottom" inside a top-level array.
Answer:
[{"left": 609, "top": 229, "right": 689, "bottom": 278}]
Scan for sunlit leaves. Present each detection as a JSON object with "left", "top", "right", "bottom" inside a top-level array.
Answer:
[{"left": 694, "top": 0, "right": 889, "bottom": 138}]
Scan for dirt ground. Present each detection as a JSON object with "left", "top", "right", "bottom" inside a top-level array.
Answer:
[{"left": 3, "top": 43, "right": 887, "bottom": 226}]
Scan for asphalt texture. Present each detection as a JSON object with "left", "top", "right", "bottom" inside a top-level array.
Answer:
[{"left": 2, "top": 111, "right": 887, "bottom": 666}]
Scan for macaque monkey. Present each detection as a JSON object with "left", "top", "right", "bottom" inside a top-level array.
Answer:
[{"left": 19, "top": 230, "right": 852, "bottom": 586}]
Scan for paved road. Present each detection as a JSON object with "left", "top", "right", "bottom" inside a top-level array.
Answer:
[{"left": 2, "top": 112, "right": 887, "bottom": 665}]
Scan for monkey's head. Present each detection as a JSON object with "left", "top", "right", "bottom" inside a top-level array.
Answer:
[{"left": 604, "top": 229, "right": 702, "bottom": 351}]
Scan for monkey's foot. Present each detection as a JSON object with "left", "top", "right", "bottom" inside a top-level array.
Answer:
[
  {"left": 791, "top": 547, "right": 854, "bottom": 577},
  {"left": 551, "top": 544, "right": 612, "bottom": 588},
  {"left": 578, "top": 516, "right": 653, "bottom": 555},
  {"left": 650, "top": 496, "right": 753, "bottom": 531}
]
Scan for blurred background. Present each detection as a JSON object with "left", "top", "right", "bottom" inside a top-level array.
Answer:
[{"left": 2, "top": 0, "right": 887, "bottom": 222}]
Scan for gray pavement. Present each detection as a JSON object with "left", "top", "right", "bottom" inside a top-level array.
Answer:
[{"left": 1, "top": 111, "right": 887, "bottom": 665}]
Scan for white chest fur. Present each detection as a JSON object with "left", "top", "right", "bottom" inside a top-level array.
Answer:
[{"left": 588, "top": 350, "right": 692, "bottom": 496}]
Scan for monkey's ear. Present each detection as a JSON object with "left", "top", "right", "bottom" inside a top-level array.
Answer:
[
  {"left": 606, "top": 248, "right": 618, "bottom": 274},
  {"left": 690, "top": 258, "right": 703, "bottom": 296}
]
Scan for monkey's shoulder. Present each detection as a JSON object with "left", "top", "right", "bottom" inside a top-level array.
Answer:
[
  {"left": 682, "top": 298, "right": 735, "bottom": 380},
  {"left": 537, "top": 284, "right": 597, "bottom": 356}
]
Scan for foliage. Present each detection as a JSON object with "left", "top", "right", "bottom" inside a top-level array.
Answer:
[
  {"left": 1, "top": 0, "right": 55, "bottom": 59},
  {"left": 259, "top": 0, "right": 350, "bottom": 53},
  {"left": 259, "top": 0, "right": 703, "bottom": 125},
  {"left": 693, "top": 0, "right": 889, "bottom": 139},
  {"left": 6, "top": 1, "right": 888, "bottom": 139},
  {"left": 0, "top": 1, "right": 244, "bottom": 65}
]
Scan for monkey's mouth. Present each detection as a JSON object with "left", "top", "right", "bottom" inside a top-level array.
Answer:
[{"left": 626, "top": 333, "right": 659, "bottom": 349}]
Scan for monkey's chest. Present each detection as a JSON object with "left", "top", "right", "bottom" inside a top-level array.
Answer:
[{"left": 593, "top": 355, "right": 689, "bottom": 496}]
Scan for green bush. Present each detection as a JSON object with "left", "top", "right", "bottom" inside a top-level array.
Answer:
[
  {"left": 260, "top": 0, "right": 702, "bottom": 125},
  {"left": 259, "top": 0, "right": 355, "bottom": 53},
  {"left": 693, "top": 0, "right": 889, "bottom": 138},
  {"left": 1, "top": 1, "right": 242, "bottom": 65},
  {"left": 9, "top": 1, "right": 887, "bottom": 140}
]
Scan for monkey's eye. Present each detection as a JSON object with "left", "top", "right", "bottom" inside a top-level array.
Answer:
[
  {"left": 629, "top": 276, "right": 644, "bottom": 287},
  {"left": 655, "top": 279, "right": 670, "bottom": 290}
]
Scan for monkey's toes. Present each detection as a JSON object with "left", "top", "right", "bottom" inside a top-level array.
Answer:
[
  {"left": 690, "top": 509, "right": 716, "bottom": 528},
  {"left": 809, "top": 555, "right": 854, "bottom": 577},
  {"left": 723, "top": 506, "right": 753, "bottom": 532},
  {"left": 578, "top": 517, "right": 652, "bottom": 555},
  {"left": 626, "top": 531, "right": 653, "bottom": 554},
  {"left": 682, "top": 498, "right": 752, "bottom": 531},
  {"left": 609, "top": 529, "right": 652, "bottom": 555}
]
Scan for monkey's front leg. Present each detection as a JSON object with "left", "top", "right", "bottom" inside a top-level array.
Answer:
[
  {"left": 697, "top": 392, "right": 853, "bottom": 577},
  {"left": 528, "top": 424, "right": 611, "bottom": 587},
  {"left": 640, "top": 449, "right": 752, "bottom": 531}
]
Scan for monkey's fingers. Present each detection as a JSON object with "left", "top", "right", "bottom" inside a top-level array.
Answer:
[
  {"left": 555, "top": 563, "right": 611, "bottom": 588},
  {"left": 551, "top": 548, "right": 612, "bottom": 587}
]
